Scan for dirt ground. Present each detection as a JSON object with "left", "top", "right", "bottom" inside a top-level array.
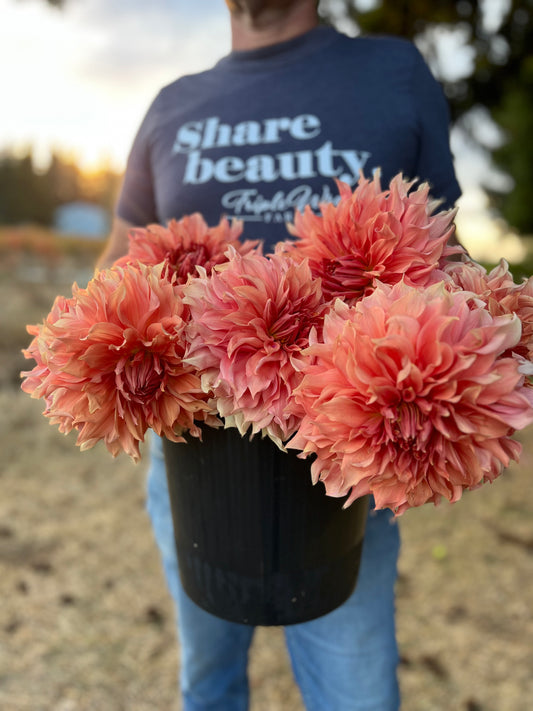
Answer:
[{"left": 1, "top": 246, "right": 532, "bottom": 711}]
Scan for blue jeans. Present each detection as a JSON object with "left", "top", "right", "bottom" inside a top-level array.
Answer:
[{"left": 146, "top": 435, "right": 401, "bottom": 711}]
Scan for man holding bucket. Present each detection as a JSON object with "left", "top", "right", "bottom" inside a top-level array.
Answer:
[{"left": 98, "top": 1, "right": 461, "bottom": 708}]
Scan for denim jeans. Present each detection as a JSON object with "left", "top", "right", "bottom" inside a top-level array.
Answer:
[{"left": 146, "top": 435, "right": 401, "bottom": 711}]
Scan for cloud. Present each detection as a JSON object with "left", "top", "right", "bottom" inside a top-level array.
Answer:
[
  {"left": 0, "top": 0, "right": 231, "bottom": 168},
  {"left": 68, "top": 0, "right": 230, "bottom": 88}
]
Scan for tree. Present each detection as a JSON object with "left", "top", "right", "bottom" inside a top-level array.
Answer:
[
  {"left": 20, "top": 0, "right": 65, "bottom": 6},
  {"left": 319, "top": 0, "right": 533, "bottom": 233},
  {"left": 0, "top": 150, "right": 120, "bottom": 226},
  {"left": 487, "top": 14, "right": 533, "bottom": 233},
  {"left": 0, "top": 151, "right": 53, "bottom": 224}
]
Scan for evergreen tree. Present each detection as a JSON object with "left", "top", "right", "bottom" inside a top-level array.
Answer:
[
  {"left": 0, "top": 151, "right": 120, "bottom": 226},
  {"left": 319, "top": 0, "right": 533, "bottom": 233}
]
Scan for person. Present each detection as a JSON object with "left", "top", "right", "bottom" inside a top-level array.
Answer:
[{"left": 97, "top": 1, "right": 461, "bottom": 709}]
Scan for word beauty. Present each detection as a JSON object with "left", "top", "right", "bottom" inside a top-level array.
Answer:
[{"left": 173, "top": 115, "right": 371, "bottom": 186}]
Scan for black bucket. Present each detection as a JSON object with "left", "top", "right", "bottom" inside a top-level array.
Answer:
[{"left": 163, "top": 425, "right": 368, "bottom": 626}]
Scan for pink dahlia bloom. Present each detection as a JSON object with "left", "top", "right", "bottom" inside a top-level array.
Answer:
[
  {"left": 183, "top": 249, "right": 326, "bottom": 447},
  {"left": 21, "top": 264, "right": 213, "bottom": 461},
  {"left": 444, "top": 258, "right": 533, "bottom": 363},
  {"left": 282, "top": 172, "right": 463, "bottom": 304},
  {"left": 115, "top": 213, "right": 259, "bottom": 284},
  {"left": 289, "top": 281, "right": 533, "bottom": 514}
]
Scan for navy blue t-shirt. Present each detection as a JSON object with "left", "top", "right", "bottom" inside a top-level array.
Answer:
[{"left": 117, "top": 26, "right": 461, "bottom": 251}]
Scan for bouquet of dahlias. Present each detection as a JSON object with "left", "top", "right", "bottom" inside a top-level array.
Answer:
[
  {"left": 21, "top": 214, "right": 258, "bottom": 461},
  {"left": 21, "top": 174, "right": 533, "bottom": 514}
]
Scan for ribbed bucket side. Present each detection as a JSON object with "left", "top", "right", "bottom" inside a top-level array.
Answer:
[{"left": 163, "top": 427, "right": 368, "bottom": 626}]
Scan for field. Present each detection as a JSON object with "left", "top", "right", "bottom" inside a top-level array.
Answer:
[{"left": 1, "top": 228, "right": 532, "bottom": 710}]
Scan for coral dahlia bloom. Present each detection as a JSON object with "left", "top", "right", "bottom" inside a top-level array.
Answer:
[
  {"left": 114, "top": 213, "right": 258, "bottom": 285},
  {"left": 184, "top": 249, "right": 326, "bottom": 447},
  {"left": 21, "top": 264, "right": 213, "bottom": 461},
  {"left": 282, "top": 172, "right": 462, "bottom": 304},
  {"left": 444, "top": 258, "right": 533, "bottom": 363},
  {"left": 289, "top": 281, "right": 533, "bottom": 514}
]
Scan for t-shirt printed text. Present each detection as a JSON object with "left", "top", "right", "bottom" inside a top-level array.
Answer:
[{"left": 171, "top": 114, "right": 372, "bottom": 223}]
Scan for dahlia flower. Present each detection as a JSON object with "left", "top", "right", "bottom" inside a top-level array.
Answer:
[
  {"left": 282, "top": 172, "right": 462, "bottom": 304},
  {"left": 21, "top": 263, "right": 213, "bottom": 461},
  {"left": 183, "top": 249, "right": 326, "bottom": 447},
  {"left": 289, "top": 281, "right": 533, "bottom": 514},
  {"left": 114, "top": 213, "right": 259, "bottom": 284},
  {"left": 444, "top": 258, "right": 533, "bottom": 364}
]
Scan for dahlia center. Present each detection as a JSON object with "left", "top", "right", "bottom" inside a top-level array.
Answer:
[
  {"left": 387, "top": 402, "right": 428, "bottom": 453},
  {"left": 118, "top": 351, "right": 163, "bottom": 402},
  {"left": 174, "top": 245, "right": 210, "bottom": 280},
  {"left": 268, "top": 310, "right": 312, "bottom": 346}
]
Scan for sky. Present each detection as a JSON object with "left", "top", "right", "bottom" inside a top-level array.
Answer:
[
  {"left": 1, "top": 0, "right": 231, "bottom": 170},
  {"left": 0, "top": 0, "right": 525, "bottom": 260}
]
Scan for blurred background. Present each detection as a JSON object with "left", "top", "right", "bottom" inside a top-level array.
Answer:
[
  {"left": 2, "top": 0, "right": 533, "bottom": 267},
  {"left": 1, "top": 1, "right": 532, "bottom": 710}
]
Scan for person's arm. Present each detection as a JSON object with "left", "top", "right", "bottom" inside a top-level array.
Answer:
[
  {"left": 410, "top": 46, "right": 462, "bottom": 211},
  {"left": 95, "top": 216, "right": 134, "bottom": 271},
  {"left": 408, "top": 45, "right": 464, "bottom": 253}
]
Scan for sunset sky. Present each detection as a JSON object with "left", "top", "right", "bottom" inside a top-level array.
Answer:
[
  {"left": 1, "top": 0, "right": 524, "bottom": 260},
  {"left": 1, "top": 0, "right": 231, "bottom": 170}
]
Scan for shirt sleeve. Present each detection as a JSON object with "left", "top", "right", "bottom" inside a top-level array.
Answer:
[
  {"left": 410, "top": 46, "right": 462, "bottom": 210},
  {"left": 116, "top": 96, "right": 159, "bottom": 226}
]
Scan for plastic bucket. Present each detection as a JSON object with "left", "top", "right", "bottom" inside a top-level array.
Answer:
[{"left": 163, "top": 426, "right": 368, "bottom": 626}]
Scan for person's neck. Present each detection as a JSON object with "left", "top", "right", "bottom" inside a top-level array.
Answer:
[{"left": 229, "top": 3, "right": 319, "bottom": 51}]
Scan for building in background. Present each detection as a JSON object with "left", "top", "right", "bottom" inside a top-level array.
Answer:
[{"left": 54, "top": 202, "right": 109, "bottom": 239}]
